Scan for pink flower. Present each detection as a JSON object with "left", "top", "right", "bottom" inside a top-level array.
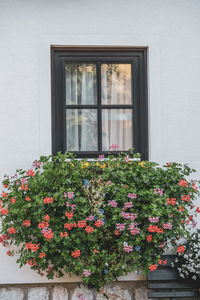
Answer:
[
  {"left": 125, "top": 156, "right": 130, "bottom": 162},
  {"left": 123, "top": 242, "right": 133, "bottom": 253},
  {"left": 148, "top": 216, "right": 160, "bottom": 223},
  {"left": 128, "top": 222, "right": 138, "bottom": 230},
  {"left": 128, "top": 193, "right": 137, "bottom": 199},
  {"left": 121, "top": 212, "right": 137, "bottom": 220},
  {"left": 123, "top": 202, "right": 133, "bottom": 208},
  {"left": 67, "top": 192, "right": 74, "bottom": 199},
  {"left": 71, "top": 204, "right": 77, "bottom": 210},
  {"left": 116, "top": 223, "right": 126, "bottom": 231},
  {"left": 66, "top": 201, "right": 70, "bottom": 207},
  {"left": 163, "top": 222, "right": 172, "bottom": 230},
  {"left": 109, "top": 144, "right": 119, "bottom": 150},
  {"left": 98, "top": 155, "right": 105, "bottom": 160},
  {"left": 108, "top": 200, "right": 118, "bottom": 207},
  {"left": 154, "top": 188, "right": 164, "bottom": 196},
  {"left": 83, "top": 269, "right": 91, "bottom": 277},
  {"left": 130, "top": 228, "right": 140, "bottom": 235},
  {"left": 106, "top": 180, "right": 112, "bottom": 186},
  {"left": 33, "top": 160, "right": 42, "bottom": 168}
]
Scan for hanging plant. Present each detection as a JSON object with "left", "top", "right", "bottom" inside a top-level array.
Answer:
[{"left": 0, "top": 149, "right": 199, "bottom": 289}]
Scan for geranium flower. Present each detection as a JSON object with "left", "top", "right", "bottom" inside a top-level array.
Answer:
[
  {"left": 109, "top": 144, "right": 119, "bottom": 150},
  {"left": 128, "top": 193, "right": 137, "bottom": 199},
  {"left": 166, "top": 198, "right": 176, "bottom": 206},
  {"left": 25, "top": 196, "right": 31, "bottom": 202},
  {"left": 19, "top": 185, "right": 28, "bottom": 191},
  {"left": 23, "top": 220, "right": 31, "bottom": 227},
  {"left": 177, "top": 245, "right": 185, "bottom": 253},
  {"left": 146, "top": 235, "right": 152, "bottom": 242},
  {"left": 148, "top": 216, "right": 160, "bottom": 223},
  {"left": 149, "top": 264, "right": 158, "bottom": 271},
  {"left": 26, "top": 169, "right": 35, "bottom": 177},
  {"left": 83, "top": 269, "right": 91, "bottom": 277},
  {"left": 6, "top": 250, "right": 12, "bottom": 256},
  {"left": 27, "top": 258, "right": 37, "bottom": 266},
  {"left": 38, "top": 221, "right": 49, "bottom": 229},
  {"left": 181, "top": 195, "right": 190, "bottom": 202},
  {"left": 8, "top": 227, "right": 16, "bottom": 234},
  {"left": 86, "top": 216, "right": 95, "bottom": 221},
  {"left": 85, "top": 226, "right": 94, "bottom": 234},
  {"left": 39, "top": 252, "right": 46, "bottom": 258},
  {"left": 125, "top": 156, "right": 130, "bottom": 162},
  {"left": 3, "top": 184, "right": 8, "bottom": 188},
  {"left": 123, "top": 242, "right": 133, "bottom": 253},
  {"left": 115, "top": 230, "right": 120, "bottom": 235},
  {"left": 130, "top": 228, "right": 140, "bottom": 235},
  {"left": 71, "top": 250, "right": 80, "bottom": 258},
  {"left": 116, "top": 223, "right": 125, "bottom": 231},
  {"left": 95, "top": 220, "right": 104, "bottom": 227},
  {"left": 64, "top": 223, "right": 74, "bottom": 230},
  {"left": 65, "top": 211, "right": 73, "bottom": 219},
  {"left": 154, "top": 188, "right": 164, "bottom": 196},
  {"left": 0, "top": 208, "right": 8, "bottom": 215},
  {"left": 1, "top": 192, "right": 8, "bottom": 198},
  {"left": 179, "top": 180, "right": 188, "bottom": 187},
  {"left": 123, "top": 202, "right": 133, "bottom": 208},
  {"left": 98, "top": 155, "right": 105, "bottom": 160},
  {"left": 43, "top": 214, "right": 50, "bottom": 221},
  {"left": 108, "top": 200, "right": 117, "bottom": 207},
  {"left": 25, "top": 242, "right": 39, "bottom": 252},
  {"left": 43, "top": 197, "right": 53, "bottom": 204},
  {"left": 10, "top": 197, "right": 16, "bottom": 204},
  {"left": 60, "top": 232, "right": 69, "bottom": 237},
  {"left": 43, "top": 231, "right": 54, "bottom": 240},
  {"left": 163, "top": 222, "right": 172, "bottom": 230},
  {"left": 67, "top": 192, "right": 74, "bottom": 199},
  {"left": 77, "top": 221, "right": 87, "bottom": 228}
]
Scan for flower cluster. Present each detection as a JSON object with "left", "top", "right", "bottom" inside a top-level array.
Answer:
[{"left": 0, "top": 150, "right": 199, "bottom": 290}]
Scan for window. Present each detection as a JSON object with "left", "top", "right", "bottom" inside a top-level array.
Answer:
[{"left": 51, "top": 47, "right": 148, "bottom": 159}]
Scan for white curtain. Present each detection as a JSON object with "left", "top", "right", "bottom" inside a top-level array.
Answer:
[
  {"left": 66, "top": 64, "right": 97, "bottom": 151},
  {"left": 101, "top": 64, "right": 132, "bottom": 151}
]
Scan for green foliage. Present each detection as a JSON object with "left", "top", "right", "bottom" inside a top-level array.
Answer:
[{"left": 0, "top": 151, "right": 199, "bottom": 290}]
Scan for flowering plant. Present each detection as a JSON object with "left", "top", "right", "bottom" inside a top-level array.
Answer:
[
  {"left": 0, "top": 150, "right": 199, "bottom": 289},
  {"left": 172, "top": 229, "right": 200, "bottom": 280}
]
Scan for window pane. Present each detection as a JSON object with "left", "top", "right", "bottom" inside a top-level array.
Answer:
[
  {"left": 102, "top": 109, "right": 132, "bottom": 151},
  {"left": 66, "top": 109, "right": 98, "bottom": 151},
  {"left": 66, "top": 63, "right": 97, "bottom": 105},
  {"left": 101, "top": 64, "right": 132, "bottom": 105}
]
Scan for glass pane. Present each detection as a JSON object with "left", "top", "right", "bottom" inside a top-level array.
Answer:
[
  {"left": 102, "top": 109, "right": 132, "bottom": 151},
  {"left": 66, "top": 63, "right": 97, "bottom": 105},
  {"left": 101, "top": 64, "right": 132, "bottom": 105},
  {"left": 66, "top": 109, "right": 98, "bottom": 151}
]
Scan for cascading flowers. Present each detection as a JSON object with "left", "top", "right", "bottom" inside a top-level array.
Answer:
[{"left": 0, "top": 149, "right": 199, "bottom": 290}]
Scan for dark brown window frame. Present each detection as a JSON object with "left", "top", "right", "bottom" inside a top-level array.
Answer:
[{"left": 51, "top": 46, "right": 148, "bottom": 160}]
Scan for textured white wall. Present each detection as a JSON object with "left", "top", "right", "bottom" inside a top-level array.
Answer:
[{"left": 0, "top": 0, "right": 200, "bottom": 283}]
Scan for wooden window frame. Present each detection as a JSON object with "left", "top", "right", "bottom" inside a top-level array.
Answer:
[{"left": 51, "top": 46, "right": 148, "bottom": 159}]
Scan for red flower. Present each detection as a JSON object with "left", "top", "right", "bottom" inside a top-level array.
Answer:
[
  {"left": 95, "top": 220, "right": 104, "bottom": 227},
  {"left": 26, "top": 169, "right": 35, "bottom": 177},
  {"left": 178, "top": 206, "right": 184, "bottom": 212},
  {"left": 179, "top": 180, "right": 187, "bottom": 187},
  {"left": 0, "top": 208, "right": 8, "bottom": 215},
  {"left": 149, "top": 264, "right": 158, "bottom": 271},
  {"left": 6, "top": 250, "right": 12, "bottom": 256},
  {"left": 196, "top": 207, "right": 200, "bottom": 213},
  {"left": 39, "top": 252, "right": 46, "bottom": 258},
  {"left": 77, "top": 221, "right": 87, "bottom": 228},
  {"left": 60, "top": 231, "right": 69, "bottom": 237},
  {"left": 10, "top": 197, "right": 16, "bottom": 204},
  {"left": 71, "top": 250, "right": 80, "bottom": 258},
  {"left": 38, "top": 221, "right": 49, "bottom": 229},
  {"left": 146, "top": 235, "right": 152, "bottom": 242},
  {"left": 25, "top": 242, "right": 39, "bottom": 252},
  {"left": 166, "top": 162, "right": 172, "bottom": 167},
  {"left": 187, "top": 215, "right": 193, "bottom": 224},
  {"left": 43, "top": 214, "right": 50, "bottom": 221},
  {"left": 85, "top": 226, "right": 94, "bottom": 234},
  {"left": 27, "top": 258, "right": 37, "bottom": 266},
  {"left": 166, "top": 198, "right": 176, "bottom": 206},
  {"left": 43, "top": 232, "right": 54, "bottom": 240},
  {"left": 115, "top": 230, "right": 120, "bottom": 236},
  {"left": 64, "top": 223, "right": 74, "bottom": 230},
  {"left": 158, "top": 259, "right": 167, "bottom": 265},
  {"left": 65, "top": 211, "right": 73, "bottom": 219},
  {"left": 8, "top": 227, "right": 16, "bottom": 234},
  {"left": 0, "top": 201, "right": 2, "bottom": 208},
  {"left": 94, "top": 249, "right": 98, "bottom": 254},
  {"left": 3, "top": 184, "right": 8, "bottom": 188},
  {"left": 25, "top": 196, "right": 31, "bottom": 202},
  {"left": 20, "top": 185, "right": 28, "bottom": 191},
  {"left": 43, "top": 197, "right": 54, "bottom": 204},
  {"left": 23, "top": 220, "right": 31, "bottom": 227},
  {"left": 177, "top": 245, "right": 185, "bottom": 253},
  {"left": 181, "top": 195, "right": 190, "bottom": 202}
]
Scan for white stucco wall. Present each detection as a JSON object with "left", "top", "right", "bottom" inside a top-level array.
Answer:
[{"left": 0, "top": 0, "right": 200, "bottom": 283}]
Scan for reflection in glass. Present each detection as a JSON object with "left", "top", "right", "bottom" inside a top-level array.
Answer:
[
  {"left": 102, "top": 109, "right": 132, "bottom": 151},
  {"left": 101, "top": 64, "right": 132, "bottom": 105},
  {"left": 66, "top": 63, "right": 97, "bottom": 105},
  {"left": 66, "top": 109, "right": 98, "bottom": 151}
]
